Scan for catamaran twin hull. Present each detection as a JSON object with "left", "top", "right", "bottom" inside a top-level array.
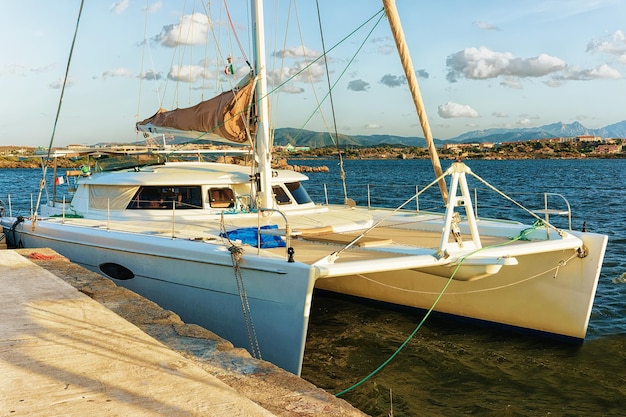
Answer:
[
  {"left": 1, "top": 204, "right": 607, "bottom": 375},
  {"left": 314, "top": 225, "right": 607, "bottom": 341}
]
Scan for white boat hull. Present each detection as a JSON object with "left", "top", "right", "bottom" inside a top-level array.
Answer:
[
  {"left": 315, "top": 230, "right": 607, "bottom": 340},
  {"left": 2, "top": 219, "right": 316, "bottom": 375}
]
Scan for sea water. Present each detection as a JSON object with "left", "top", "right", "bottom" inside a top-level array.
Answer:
[
  {"left": 298, "top": 158, "right": 626, "bottom": 416},
  {"left": 1, "top": 159, "right": 624, "bottom": 416}
]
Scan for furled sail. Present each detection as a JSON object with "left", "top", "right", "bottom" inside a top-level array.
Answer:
[{"left": 136, "top": 78, "right": 255, "bottom": 144}]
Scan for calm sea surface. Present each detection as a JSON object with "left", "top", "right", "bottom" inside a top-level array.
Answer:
[{"left": 1, "top": 159, "right": 625, "bottom": 416}]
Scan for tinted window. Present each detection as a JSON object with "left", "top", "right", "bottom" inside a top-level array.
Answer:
[
  {"left": 127, "top": 186, "right": 202, "bottom": 209},
  {"left": 286, "top": 182, "right": 312, "bottom": 204},
  {"left": 272, "top": 186, "right": 291, "bottom": 205},
  {"left": 209, "top": 188, "right": 234, "bottom": 208}
]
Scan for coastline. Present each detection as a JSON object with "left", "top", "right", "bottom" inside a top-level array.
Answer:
[{"left": 0, "top": 149, "right": 623, "bottom": 170}]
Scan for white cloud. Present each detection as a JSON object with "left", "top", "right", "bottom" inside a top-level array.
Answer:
[
  {"left": 139, "top": 70, "right": 162, "bottom": 80},
  {"left": 167, "top": 65, "right": 207, "bottom": 82},
  {"left": 49, "top": 77, "right": 76, "bottom": 89},
  {"left": 145, "top": 1, "right": 162, "bottom": 13},
  {"left": 437, "top": 102, "right": 479, "bottom": 119},
  {"left": 446, "top": 46, "right": 565, "bottom": 82},
  {"left": 365, "top": 123, "right": 382, "bottom": 130},
  {"left": 273, "top": 46, "right": 321, "bottom": 59},
  {"left": 278, "top": 85, "right": 305, "bottom": 94},
  {"left": 268, "top": 61, "right": 326, "bottom": 87},
  {"left": 2, "top": 63, "right": 27, "bottom": 76},
  {"left": 102, "top": 67, "right": 133, "bottom": 79},
  {"left": 473, "top": 21, "right": 501, "bottom": 31},
  {"left": 155, "top": 13, "right": 211, "bottom": 47},
  {"left": 499, "top": 77, "right": 523, "bottom": 89},
  {"left": 110, "top": 0, "right": 129, "bottom": 15},
  {"left": 2, "top": 63, "right": 55, "bottom": 77},
  {"left": 587, "top": 30, "right": 626, "bottom": 66},
  {"left": 586, "top": 30, "right": 626, "bottom": 56},
  {"left": 557, "top": 64, "right": 622, "bottom": 80}
]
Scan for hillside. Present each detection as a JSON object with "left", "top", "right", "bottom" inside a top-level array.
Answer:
[{"left": 273, "top": 120, "right": 626, "bottom": 148}]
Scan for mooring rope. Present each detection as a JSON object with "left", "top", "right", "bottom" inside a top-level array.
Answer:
[{"left": 335, "top": 221, "right": 544, "bottom": 397}]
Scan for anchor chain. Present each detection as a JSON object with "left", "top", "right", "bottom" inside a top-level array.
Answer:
[{"left": 221, "top": 214, "right": 262, "bottom": 360}]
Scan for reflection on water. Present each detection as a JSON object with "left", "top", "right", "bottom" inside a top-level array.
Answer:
[{"left": 302, "top": 293, "right": 626, "bottom": 416}]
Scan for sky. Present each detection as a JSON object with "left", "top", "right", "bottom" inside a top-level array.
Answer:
[{"left": 2, "top": 0, "right": 626, "bottom": 147}]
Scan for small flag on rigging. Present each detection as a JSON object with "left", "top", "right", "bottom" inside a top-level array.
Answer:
[
  {"left": 224, "top": 56, "right": 234, "bottom": 75},
  {"left": 55, "top": 176, "right": 65, "bottom": 185}
]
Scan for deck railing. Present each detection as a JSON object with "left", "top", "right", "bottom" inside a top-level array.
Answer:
[
  {"left": 0, "top": 185, "right": 574, "bottom": 233},
  {"left": 312, "top": 182, "right": 574, "bottom": 231}
]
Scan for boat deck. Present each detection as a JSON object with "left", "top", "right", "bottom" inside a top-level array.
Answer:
[{"left": 36, "top": 215, "right": 516, "bottom": 266}]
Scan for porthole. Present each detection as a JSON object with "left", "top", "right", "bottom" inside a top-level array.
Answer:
[{"left": 99, "top": 263, "right": 135, "bottom": 280}]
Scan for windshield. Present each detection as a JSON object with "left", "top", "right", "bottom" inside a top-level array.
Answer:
[{"left": 285, "top": 182, "right": 312, "bottom": 204}]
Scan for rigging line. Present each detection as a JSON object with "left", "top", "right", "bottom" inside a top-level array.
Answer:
[
  {"left": 223, "top": 0, "right": 250, "bottom": 65},
  {"left": 199, "top": 1, "right": 210, "bottom": 101},
  {"left": 35, "top": 0, "right": 85, "bottom": 223},
  {"left": 266, "top": 0, "right": 293, "bottom": 139},
  {"left": 136, "top": 0, "right": 150, "bottom": 139},
  {"left": 173, "top": 0, "right": 186, "bottom": 107},
  {"left": 206, "top": 8, "right": 384, "bottom": 147},
  {"left": 332, "top": 165, "right": 450, "bottom": 258},
  {"left": 157, "top": 10, "right": 385, "bottom": 146},
  {"left": 187, "top": 2, "right": 196, "bottom": 104},
  {"left": 467, "top": 170, "right": 563, "bottom": 236},
  {"left": 291, "top": 0, "right": 333, "bottom": 142},
  {"left": 314, "top": 0, "right": 348, "bottom": 203},
  {"left": 273, "top": 7, "right": 386, "bottom": 96},
  {"left": 335, "top": 221, "right": 545, "bottom": 397},
  {"left": 288, "top": 8, "right": 386, "bottom": 142},
  {"left": 200, "top": 1, "right": 238, "bottom": 95},
  {"left": 44, "top": 0, "right": 85, "bottom": 162}
]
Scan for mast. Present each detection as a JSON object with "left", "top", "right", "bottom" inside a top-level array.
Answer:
[
  {"left": 382, "top": 0, "right": 448, "bottom": 202},
  {"left": 251, "top": 0, "right": 275, "bottom": 210}
]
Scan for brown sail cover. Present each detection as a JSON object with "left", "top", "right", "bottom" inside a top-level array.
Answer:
[{"left": 136, "top": 81, "right": 255, "bottom": 143}]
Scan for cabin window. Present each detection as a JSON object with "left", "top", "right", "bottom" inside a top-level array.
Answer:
[
  {"left": 285, "top": 182, "right": 312, "bottom": 204},
  {"left": 272, "top": 185, "right": 291, "bottom": 205},
  {"left": 209, "top": 188, "right": 234, "bottom": 209},
  {"left": 127, "top": 186, "right": 202, "bottom": 209},
  {"left": 89, "top": 185, "right": 139, "bottom": 210}
]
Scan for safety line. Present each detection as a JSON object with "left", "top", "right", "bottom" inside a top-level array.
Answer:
[{"left": 335, "top": 222, "right": 543, "bottom": 397}]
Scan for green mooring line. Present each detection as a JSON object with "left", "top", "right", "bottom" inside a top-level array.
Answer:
[{"left": 335, "top": 222, "right": 542, "bottom": 397}]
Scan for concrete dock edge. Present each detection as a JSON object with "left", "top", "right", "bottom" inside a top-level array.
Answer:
[{"left": 1, "top": 247, "right": 368, "bottom": 416}]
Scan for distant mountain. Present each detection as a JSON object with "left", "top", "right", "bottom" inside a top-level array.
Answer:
[
  {"left": 274, "top": 129, "right": 444, "bottom": 148},
  {"left": 274, "top": 120, "right": 626, "bottom": 148}
]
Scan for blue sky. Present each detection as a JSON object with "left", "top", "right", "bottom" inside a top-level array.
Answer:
[{"left": 2, "top": 0, "right": 625, "bottom": 147}]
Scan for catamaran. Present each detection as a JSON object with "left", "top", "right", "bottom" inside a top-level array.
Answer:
[{"left": 1, "top": 0, "right": 607, "bottom": 376}]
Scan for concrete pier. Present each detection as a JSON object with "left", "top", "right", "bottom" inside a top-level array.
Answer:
[{"left": 0, "top": 248, "right": 367, "bottom": 416}]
